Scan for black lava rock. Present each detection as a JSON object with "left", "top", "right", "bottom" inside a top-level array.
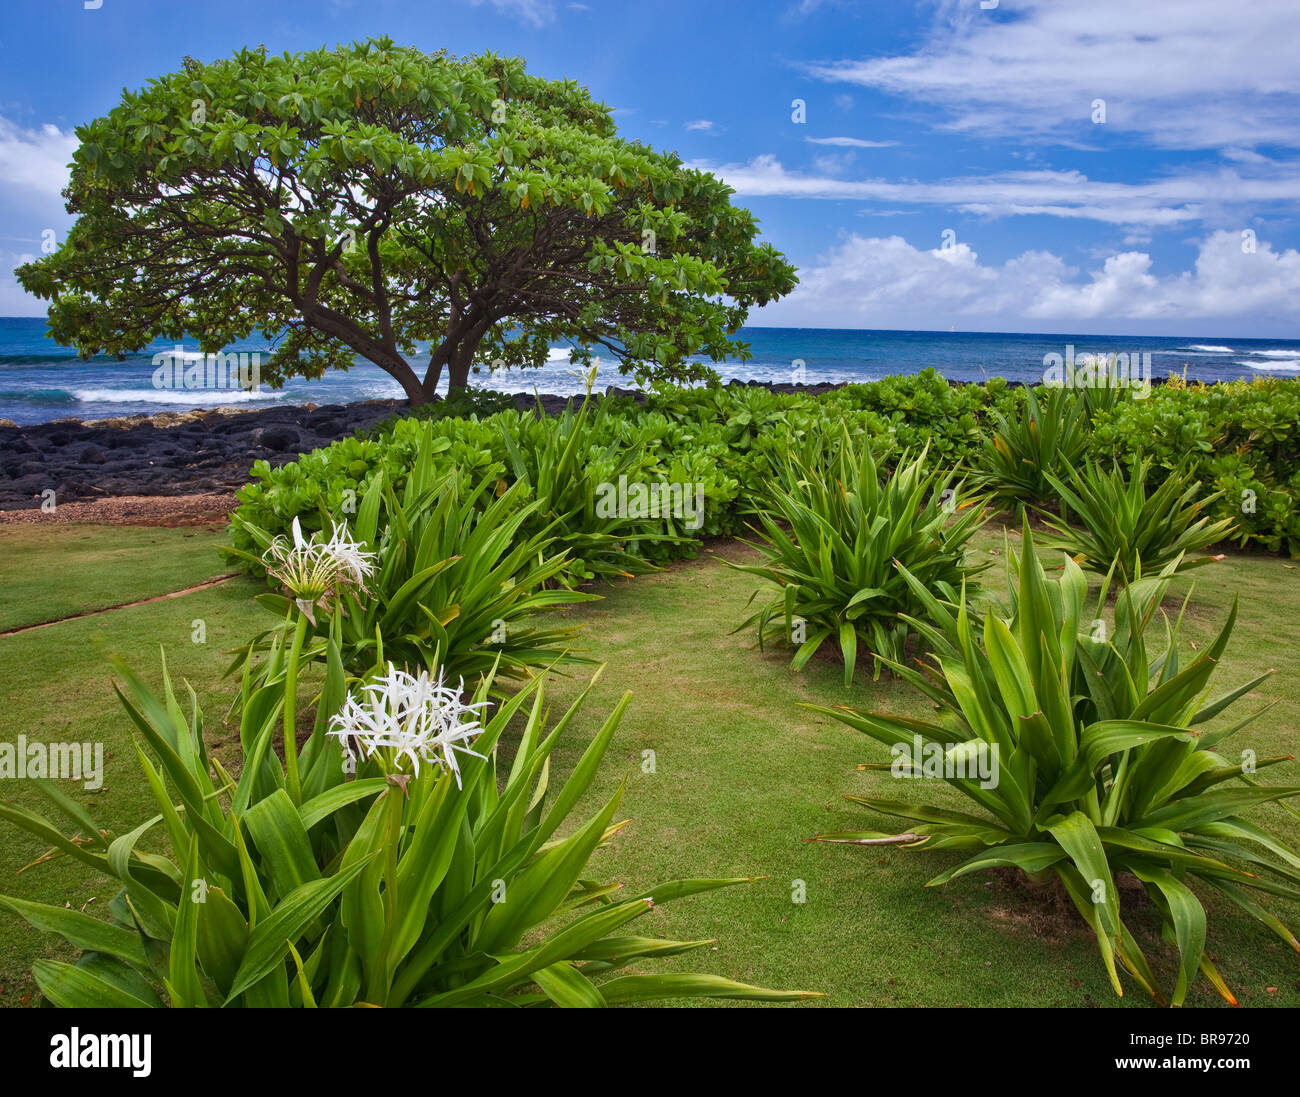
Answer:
[{"left": 253, "top": 425, "right": 301, "bottom": 450}]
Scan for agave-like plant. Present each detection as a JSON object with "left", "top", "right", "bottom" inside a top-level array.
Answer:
[
  {"left": 976, "top": 384, "right": 1091, "bottom": 507},
  {"left": 810, "top": 522, "right": 1300, "bottom": 1006},
  {"left": 0, "top": 644, "right": 821, "bottom": 1008},
  {"left": 1041, "top": 457, "right": 1234, "bottom": 581},
  {"left": 728, "top": 433, "right": 987, "bottom": 684}
]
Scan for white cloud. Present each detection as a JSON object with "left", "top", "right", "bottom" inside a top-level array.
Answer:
[
  {"left": 805, "top": 0, "right": 1300, "bottom": 150},
  {"left": 695, "top": 154, "right": 1300, "bottom": 228},
  {"left": 685, "top": 120, "right": 722, "bottom": 135},
  {"left": 811, "top": 152, "right": 855, "bottom": 176},
  {"left": 805, "top": 136, "right": 897, "bottom": 148},
  {"left": 0, "top": 249, "right": 43, "bottom": 317},
  {"left": 0, "top": 118, "right": 76, "bottom": 197},
  {"left": 756, "top": 230, "right": 1300, "bottom": 331},
  {"left": 468, "top": 0, "right": 555, "bottom": 28}
]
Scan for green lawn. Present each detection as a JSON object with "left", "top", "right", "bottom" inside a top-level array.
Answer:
[
  {"left": 0, "top": 522, "right": 1297, "bottom": 1007},
  {"left": 0, "top": 524, "right": 267, "bottom": 1005},
  {"left": 0, "top": 523, "right": 236, "bottom": 632}
]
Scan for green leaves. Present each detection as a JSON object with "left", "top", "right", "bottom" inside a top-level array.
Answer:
[
  {"left": 19, "top": 39, "right": 796, "bottom": 402},
  {"left": 33, "top": 960, "right": 160, "bottom": 1008},
  {"left": 977, "top": 384, "right": 1091, "bottom": 507},
  {"left": 729, "top": 434, "right": 987, "bottom": 683},
  {"left": 4, "top": 646, "right": 814, "bottom": 1009},
  {"left": 813, "top": 519, "right": 1300, "bottom": 1007},
  {"left": 225, "top": 855, "right": 375, "bottom": 1003},
  {"left": 0, "top": 895, "right": 149, "bottom": 968},
  {"left": 1042, "top": 457, "right": 1236, "bottom": 582},
  {"left": 598, "top": 974, "right": 822, "bottom": 1004}
]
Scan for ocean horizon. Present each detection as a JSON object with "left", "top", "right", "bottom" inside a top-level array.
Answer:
[{"left": 0, "top": 315, "right": 1297, "bottom": 426}]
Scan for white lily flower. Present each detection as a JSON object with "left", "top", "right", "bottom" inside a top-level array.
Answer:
[
  {"left": 328, "top": 663, "right": 490, "bottom": 786},
  {"left": 315, "top": 519, "right": 378, "bottom": 588},
  {"left": 264, "top": 517, "right": 376, "bottom": 621}
]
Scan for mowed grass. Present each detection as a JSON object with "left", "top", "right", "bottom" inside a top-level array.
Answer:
[
  {"left": 0, "top": 521, "right": 1297, "bottom": 1007},
  {"left": 0, "top": 524, "right": 267, "bottom": 1005},
  {"left": 0, "top": 523, "right": 237, "bottom": 632},
  {"left": 524, "top": 528, "right": 1300, "bottom": 1008}
]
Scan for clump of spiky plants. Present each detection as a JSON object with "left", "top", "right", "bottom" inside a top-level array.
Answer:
[
  {"left": 811, "top": 522, "right": 1300, "bottom": 1007},
  {"left": 1041, "top": 456, "right": 1234, "bottom": 581},
  {"left": 0, "top": 649, "right": 823, "bottom": 1008},
  {"left": 729, "top": 432, "right": 987, "bottom": 684}
]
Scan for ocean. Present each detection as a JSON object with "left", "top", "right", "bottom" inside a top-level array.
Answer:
[{"left": 0, "top": 316, "right": 1297, "bottom": 426}]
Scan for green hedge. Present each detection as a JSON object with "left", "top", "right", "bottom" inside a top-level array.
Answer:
[
  {"left": 230, "top": 371, "right": 1300, "bottom": 562},
  {"left": 1090, "top": 377, "right": 1300, "bottom": 555}
]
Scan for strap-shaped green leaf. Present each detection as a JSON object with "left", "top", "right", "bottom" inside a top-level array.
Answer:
[
  {"left": 33, "top": 959, "right": 159, "bottom": 1008},
  {"left": 225, "top": 852, "right": 375, "bottom": 1003},
  {"left": 1131, "top": 865, "right": 1206, "bottom": 1007},
  {"left": 245, "top": 788, "right": 322, "bottom": 896},
  {"left": 531, "top": 961, "right": 606, "bottom": 1007},
  {"left": 169, "top": 838, "right": 207, "bottom": 1007},
  {"left": 599, "top": 973, "right": 821, "bottom": 1004},
  {"left": 0, "top": 894, "right": 149, "bottom": 968}
]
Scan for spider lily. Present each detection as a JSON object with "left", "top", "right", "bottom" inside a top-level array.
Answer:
[
  {"left": 329, "top": 663, "right": 490, "bottom": 787},
  {"left": 263, "top": 517, "right": 376, "bottom": 802},
  {"left": 264, "top": 516, "right": 375, "bottom": 623}
]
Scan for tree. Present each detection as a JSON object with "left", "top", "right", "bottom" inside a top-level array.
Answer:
[{"left": 18, "top": 39, "right": 796, "bottom": 404}]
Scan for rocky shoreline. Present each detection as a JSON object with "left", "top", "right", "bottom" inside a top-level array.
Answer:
[
  {"left": 0, "top": 398, "right": 404, "bottom": 511},
  {"left": 0, "top": 382, "right": 850, "bottom": 511}
]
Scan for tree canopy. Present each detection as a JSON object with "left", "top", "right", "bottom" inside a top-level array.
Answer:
[{"left": 19, "top": 39, "right": 797, "bottom": 403}]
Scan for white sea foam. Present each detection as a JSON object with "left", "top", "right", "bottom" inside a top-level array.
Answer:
[
  {"left": 1180, "top": 344, "right": 1233, "bottom": 353},
  {"left": 1246, "top": 349, "right": 1300, "bottom": 358},
  {"left": 72, "top": 387, "right": 281, "bottom": 405},
  {"left": 1239, "top": 359, "right": 1300, "bottom": 372},
  {"left": 485, "top": 350, "right": 874, "bottom": 394}
]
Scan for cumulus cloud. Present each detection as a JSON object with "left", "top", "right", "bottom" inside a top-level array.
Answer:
[
  {"left": 0, "top": 118, "right": 76, "bottom": 197},
  {"left": 0, "top": 249, "right": 43, "bottom": 317},
  {"left": 756, "top": 230, "right": 1300, "bottom": 331},
  {"left": 803, "top": 0, "right": 1300, "bottom": 150}
]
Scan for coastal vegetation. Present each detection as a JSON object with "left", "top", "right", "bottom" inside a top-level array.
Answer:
[
  {"left": 726, "top": 437, "right": 987, "bottom": 684},
  {"left": 2, "top": 493, "right": 1298, "bottom": 1007},
  {"left": 810, "top": 523, "right": 1300, "bottom": 1008},
  {"left": 3, "top": 32, "right": 1299, "bottom": 1012},
  {"left": 2, "top": 372, "right": 1298, "bottom": 1007},
  {"left": 15, "top": 40, "right": 795, "bottom": 405},
  {"left": 2, "top": 642, "right": 818, "bottom": 1007},
  {"left": 231, "top": 373, "right": 1300, "bottom": 560}
]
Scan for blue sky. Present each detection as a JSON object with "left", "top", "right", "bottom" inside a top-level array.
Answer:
[{"left": 1, "top": 0, "right": 1298, "bottom": 336}]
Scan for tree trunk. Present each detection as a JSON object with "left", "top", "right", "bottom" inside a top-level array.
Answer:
[
  {"left": 447, "top": 348, "right": 474, "bottom": 394},
  {"left": 420, "top": 328, "right": 486, "bottom": 403},
  {"left": 425, "top": 342, "right": 476, "bottom": 401},
  {"left": 378, "top": 352, "right": 428, "bottom": 406}
]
